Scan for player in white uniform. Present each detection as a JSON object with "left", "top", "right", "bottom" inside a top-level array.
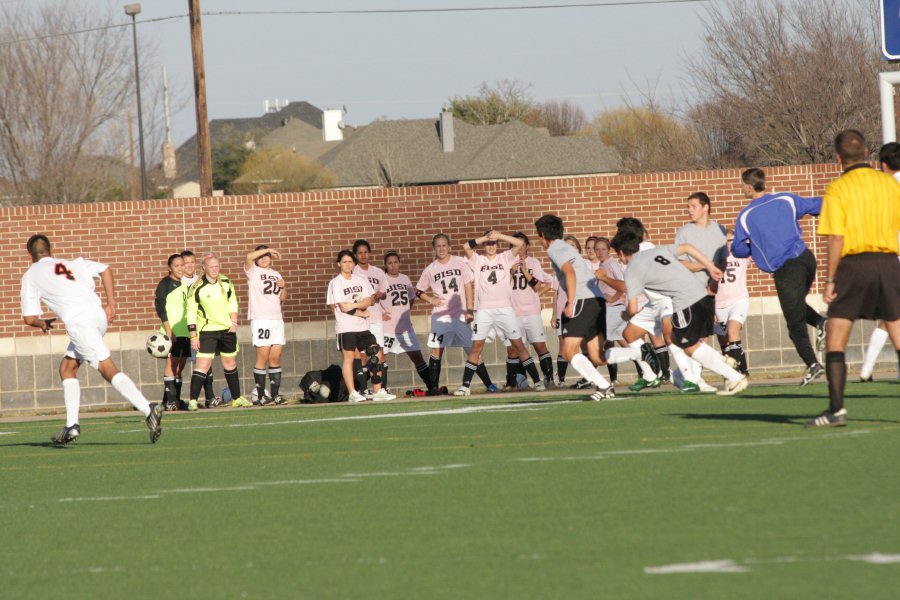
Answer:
[
  {"left": 20, "top": 235, "right": 162, "bottom": 445},
  {"left": 379, "top": 252, "right": 434, "bottom": 395},
  {"left": 715, "top": 229, "right": 750, "bottom": 375},
  {"left": 416, "top": 233, "right": 495, "bottom": 394},
  {"left": 454, "top": 230, "right": 535, "bottom": 396},
  {"left": 327, "top": 250, "right": 395, "bottom": 402},
  {"left": 245, "top": 245, "right": 287, "bottom": 405},
  {"left": 353, "top": 240, "right": 390, "bottom": 395}
]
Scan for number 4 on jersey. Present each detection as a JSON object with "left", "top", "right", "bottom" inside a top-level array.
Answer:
[{"left": 54, "top": 263, "right": 75, "bottom": 280}]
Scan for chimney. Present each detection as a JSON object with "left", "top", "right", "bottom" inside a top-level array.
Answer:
[{"left": 440, "top": 108, "right": 454, "bottom": 153}]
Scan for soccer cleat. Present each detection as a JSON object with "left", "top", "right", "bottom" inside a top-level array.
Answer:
[
  {"left": 207, "top": 396, "right": 223, "bottom": 408},
  {"left": 371, "top": 389, "right": 396, "bottom": 401},
  {"left": 231, "top": 396, "right": 253, "bottom": 408},
  {"left": 453, "top": 386, "right": 471, "bottom": 397},
  {"left": 572, "top": 378, "right": 592, "bottom": 390},
  {"left": 804, "top": 408, "right": 847, "bottom": 428},
  {"left": 640, "top": 342, "right": 661, "bottom": 375},
  {"left": 146, "top": 403, "right": 163, "bottom": 443},
  {"left": 347, "top": 390, "right": 367, "bottom": 403},
  {"left": 857, "top": 375, "right": 873, "bottom": 383},
  {"left": 679, "top": 381, "right": 701, "bottom": 393},
  {"left": 273, "top": 395, "right": 286, "bottom": 405},
  {"left": 815, "top": 318, "right": 827, "bottom": 355},
  {"left": 800, "top": 363, "right": 825, "bottom": 386},
  {"left": 486, "top": 384, "right": 502, "bottom": 393},
  {"left": 533, "top": 380, "right": 547, "bottom": 392},
  {"left": 628, "top": 377, "right": 661, "bottom": 392},
  {"left": 589, "top": 386, "right": 616, "bottom": 401},
  {"left": 188, "top": 399, "right": 199, "bottom": 412},
  {"left": 363, "top": 388, "right": 374, "bottom": 401},
  {"left": 716, "top": 375, "right": 749, "bottom": 396},
  {"left": 51, "top": 424, "right": 80, "bottom": 446},
  {"left": 696, "top": 377, "right": 718, "bottom": 393}
]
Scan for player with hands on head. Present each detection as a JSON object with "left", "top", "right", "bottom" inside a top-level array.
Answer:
[{"left": 246, "top": 245, "right": 287, "bottom": 405}]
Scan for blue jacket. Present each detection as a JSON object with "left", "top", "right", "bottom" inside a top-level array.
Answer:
[{"left": 731, "top": 193, "right": 822, "bottom": 273}]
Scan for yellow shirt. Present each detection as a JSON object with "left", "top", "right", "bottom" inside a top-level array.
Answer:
[{"left": 818, "top": 164, "right": 900, "bottom": 256}]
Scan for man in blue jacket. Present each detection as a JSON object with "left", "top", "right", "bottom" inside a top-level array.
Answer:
[{"left": 732, "top": 168, "right": 826, "bottom": 385}]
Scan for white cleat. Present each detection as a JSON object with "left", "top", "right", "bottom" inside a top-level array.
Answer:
[
  {"left": 453, "top": 386, "right": 471, "bottom": 397},
  {"left": 371, "top": 389, "right": 396, "bottom": 401},
  {"left": 697, "top": 377, "right": 718, "bottom": 393},
  {"left": 716, "top": 375, "right": 749, "bottom": 396},
  {"left": 348, "top": 391, "right": 367, "bottom": 403},
  {"left": 532, "top": 380, "right": 547, "bottom": 392}
]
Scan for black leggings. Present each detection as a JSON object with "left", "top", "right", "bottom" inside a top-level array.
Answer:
[{"left": 772, "top": 249, "right": 824, "bottom": 367}]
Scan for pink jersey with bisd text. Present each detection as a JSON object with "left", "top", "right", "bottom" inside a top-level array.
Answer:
[
  {"left": 599, "top": 257, "right": 626, "bottom": 306},
  {"left": 416, "top": 255, "right": 473, "bottom": 320},
  {"left": 244, "top": 264, "right": 283, "bottom": 320},
  {"left": 510, "top": 255, "right": 551, "bottom": 316},
  {"left": 353, "top": 263, "right": 387, "bottom": 325},
  {"left": 469, "top": 250, "right": 517, "bottom": 310},
  {"left": 551, "top": 276, "right": 566, "bottom": 320},
  {"left": 326, "top": 273, "right": 374, "bottom": 334},
  {"left": 380, "top": 273, "right": 415, "bottom": 335},
  {"left": 716, "top": 253, "right": 750, "bottom": 309}
]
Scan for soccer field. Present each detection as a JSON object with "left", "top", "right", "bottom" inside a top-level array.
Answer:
[{"left": 2, "top": 381, "right": 899, "bottom": 599}]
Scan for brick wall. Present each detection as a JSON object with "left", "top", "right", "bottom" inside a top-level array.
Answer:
[{"left": 0, "top": 162, "right": 842, "bottom": 338}]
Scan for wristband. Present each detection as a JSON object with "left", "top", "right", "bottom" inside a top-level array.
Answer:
[
  {"left": 527, "top": 277, "right": 538, "bottom": 289},
  {"left": 466, "top": 308, "right": 474, "bottom": 314},
  {"left": 188, "top": 324, "right": 196, "bottom": 333},
  {"left": 468, "top": 239, "right": 478, "bottom": 250},
  {"left": 824, "top": 277, "right": 835, "bottom": 284}
]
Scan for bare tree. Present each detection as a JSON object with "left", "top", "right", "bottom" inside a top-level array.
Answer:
[
  {"left": 685, "top": 0, "right": 895, "bottom": 166},
  {"left": 0, "top": 1, "right": 158, "bottom": 203},
  {"left": 449, "top": 80, "right": 538, "bottom": 126},
  {"left": 525, "top": 100, "right": 588, "bottom": 136},
  {"left": 231, "top": 149, "right": 334, "bottom": 194}
]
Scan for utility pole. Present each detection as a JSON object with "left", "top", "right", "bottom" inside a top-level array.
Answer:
[{"left": 189, "top": 0, "right": 213, "bottom": 197}]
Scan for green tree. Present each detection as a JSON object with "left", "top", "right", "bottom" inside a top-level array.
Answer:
[{"left": 211, "top": 141, "right": 252, "bottom": 195}]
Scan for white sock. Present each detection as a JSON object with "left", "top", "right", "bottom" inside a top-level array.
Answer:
[
  {"left": 111, "top": 372, "right": 151, "bottom": 417},
  {"left": 569, "top": 353, "right": 610, "bottom": 389},
  {"left": 690, "top": 343, "right": 742, "bottom": 383},
  {"left": 860, "top": 327, "right": 889, "bottom": 379},
  {"left": 62, "top": 378, "right": 80, "bottom": 427},
  {"left": 688, "top": 356, "right": 704, "bottom": 382},
  {"left": 668, "top": 344, "right": 693, "bottom": 381}
]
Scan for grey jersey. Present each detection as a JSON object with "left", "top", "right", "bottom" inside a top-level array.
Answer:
[
  {"left": 674, "top": 221, "right": 727, "bottom": 286},
  {"left": 546, "top": 239, "right": 602, "bottom": 300},
  {"left": 624, "top": 245, "right": 707, "bottom": 312}
]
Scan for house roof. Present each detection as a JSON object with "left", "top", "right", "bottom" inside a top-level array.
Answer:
[
  {"left": 172, "top": 101, "right": 324, "bottom": 184},
  {"left": 258, "top": 117, "right": 357, "bottom": 162},
  {"left": 318, "top": 117, "right": 620, "bottom": 187}
]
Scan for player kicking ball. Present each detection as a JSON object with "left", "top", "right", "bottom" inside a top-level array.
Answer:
[{"left": 610, "top": 230, "right": 749, "bottom": 396}]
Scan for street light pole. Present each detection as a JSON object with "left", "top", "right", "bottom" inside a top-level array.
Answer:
[{"left": 125, "top": 3, "right": 147, "bottom": 200}]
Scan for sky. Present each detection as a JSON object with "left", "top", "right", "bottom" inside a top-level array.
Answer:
[{"left": 21, "top": 0, "right": 716, "bottom": 146}]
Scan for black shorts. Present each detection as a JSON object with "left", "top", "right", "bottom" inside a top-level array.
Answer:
[
  {"left": 170, "top": 337, "right": 192, "bottom": 358},
  {"left": 828, "top": 252, "right": 900, "bottom": 321},
  {"left": 337, "top": 330, "right": 378, "bottom": 353},
  {"left": 197, "top": 330, "right": 238, "bottom": 357},
  {"left": 560, "top": 296, "right": 606, "bottom": 340},
  {"left": 672, "top": 295, "right": 715, "bottom": 349}
]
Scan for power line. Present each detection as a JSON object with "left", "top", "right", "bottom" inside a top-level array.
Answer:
[{"left": 0, "top": 15, "right": 182, "bottom": 47}]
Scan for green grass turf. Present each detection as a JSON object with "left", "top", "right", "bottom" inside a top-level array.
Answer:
[{"left": 1, "top": 380, "right": 899, "bottom": 599}]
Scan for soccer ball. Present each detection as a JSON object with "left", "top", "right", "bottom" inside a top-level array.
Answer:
[{"left": 146, "top": 332, "right": 172, "bottom": 358}]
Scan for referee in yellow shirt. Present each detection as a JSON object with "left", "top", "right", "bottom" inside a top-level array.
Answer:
[{"left": 809, "top": 130, "right": 900, "bottom": 427}]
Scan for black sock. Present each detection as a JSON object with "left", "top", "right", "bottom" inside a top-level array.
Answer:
[
  {"left": 539, "top": 353, "right": 554, "bottom": 381},
  {"left": 825, "top": 351, "right": 846, "bottom": 414},
  {"left": 506, "top": 358, "right": 520, "bottom": 387},
  {"left": 462, "top": 361, "right": 478, "bottom": 387},
  {"left": 353, "top": 359, "right": 366, "bottom": 392},
  {"left": 204, "top": 369, "right": 215, "bottom": 401},
  {"left": 269, "top": 367, "right": 282, "bottom": 398},
  {"left": 189, "top": 370, "right": 206, "bottom": 402},
  {"left": 522, "top": 357, "right": 540, "bottom": 383},
  {"left": 725, "top": 342, "right": 748, "bottom": 375},
  {"left": 429, "top": 356, "right": 442, "bottom": 389},
  {"left": 654, "top": 346, "right": 670, "bottom": 378},
  {"left": 163, "top": 376, "right": 176, "bottom": 405},
  {"left": 253, "top": 368, "right": 267, "bottom": 401},
  {"left": 557, "top": 357, "right": 568, "bottom": 381},
  {"left": 380, "top": 364, "right": 388, "bottom": 389},
  {"left": 416, "top": 363, "right": 433, "bottom": 388},
  {"left": 224, "top": 368, "right": 241, "bottom": 401},
  {"left": 641, "top": 342, "right": 660, "bottom": 374},
  {"left": 475, "top": 362, "right": 493, "bottom": 387},
  {"left": 607, "top": 363, "right": 618, "bottom": 382},
  {"left": 174, "top": 377, "right": 182, "bottom": 401}
]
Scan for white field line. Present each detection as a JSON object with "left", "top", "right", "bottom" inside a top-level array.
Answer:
[
  {"left": 117, "top": 402, "right": 562, "bottom": 434},
  {"left": 645, "top": 552, "right": 900, "bottom": 574},
  {"left": 0, "top": 432, "right": 17, "bottom": 436},
  {"left": 518, "top": 430, "right": 872, "bottom": 463},
  {"left": 59, "top": 495, "right": 162, "bottom": 502}
]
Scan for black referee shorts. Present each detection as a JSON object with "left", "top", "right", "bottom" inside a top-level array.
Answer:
[{"left": 828, "top": 252, "right": 900, "bottom": 321}]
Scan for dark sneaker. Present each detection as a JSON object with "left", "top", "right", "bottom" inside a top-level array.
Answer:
[
  {"left": 207, "top": 396, "right": 223, "bottom": 408},
  {"left": 800, "top": 363, "right": 825, "bottom": 386},
  {"left": 858, "top": 375, "right": 873, "bottom": 383},
  {"left": 486, "top": 384, "right": 502, "bottom": 393},
  {"left": 146, "top": 403, "right": 163, "bottom": 444},
  {"left": 805, "top": 408, "right": 847, "bottom": 428},
  {"left": 273, "top": 395, "right": 287, "bottom": 405},
  {"left": 640, "top": 342, "right": 661, "bottom": 374},
  {"left": 572, "top": 378, "right": 592, "bottom": 390},
  {"left": 164, "top": 401, "right": 179, "bottom": 412},
  {"left": 628, "top": 377, "right": 661, "bottom": 392},
  {"left": 815, "top": 318, "right": 827, "bottom": 355},
  {"left": 51, "top": 424, "right": 80, "bottom": 446},
  {"left": 589, "top": 386, "right": 616, "bottom": 401}
]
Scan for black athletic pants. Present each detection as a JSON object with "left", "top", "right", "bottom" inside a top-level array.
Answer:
[{"left": 772, "top": 249, "right": 824, "bottom": 367}]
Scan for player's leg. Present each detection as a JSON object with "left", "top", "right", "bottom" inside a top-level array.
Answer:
[
  {"left": 457, "top": 338, "right": 486, "bottom": 395},
  {"left": 859, "top": 321, "right": 888, "bottom": 381},
  {"left": 773, "top": 258, "right": 821, "bottom": 370},
  {"left": 253, "top": 344, "right": 271, "bottom": 405},
  {"left": 59, "top": 356, "right": 82, "bottom": 430},
  {"left": 532, "top": 341, "right": 555, "bottom": 388},
  {"left": 823, "top": 317, "right": 853, "bottom": 415},
  {"left": 606, "top": 323, "right": 658, "bottom": 390},
  {"left": 340, "top": 344, "right": 364, "bottom": 402},
  {"left": 267, "top": 344, "right": 284, "bottom": 403},
  {"left": 189, "top": 354, "right": 213, "bottom": 410}
]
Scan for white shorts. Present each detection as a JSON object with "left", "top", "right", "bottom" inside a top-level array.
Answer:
[
  {"left": 517, "top": 313, "right": 546, "bottom": 344},
  {"left": 427, "top": 316, "right": 472, "bottom": 349},
  {"left": 251, "top": 319, "right": 286, "bottom": 347},
  {"left": 383, "top": 328, "right": 422, "bottom": 354},
  {"left": 472, "top": 307, "right": 522, "bottom": 342},
  {"left": 606, "top": 304, "right": 626, "bottom": 342},
  {"left": 64, "top": 309, "right": 111, "bottom": 369},
  {"left": 628, "top": 303, "right": 662, "bottom": 338},
  {"left": 714, "top": 297, "right": 750, "bottom": 335},
  {"left": 368, "top": 322, "right": 385, "bottom": 347}
]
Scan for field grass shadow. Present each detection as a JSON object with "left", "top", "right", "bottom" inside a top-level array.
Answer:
[{"left": 670, "top": 412, "right": 900, "bottom": 426}]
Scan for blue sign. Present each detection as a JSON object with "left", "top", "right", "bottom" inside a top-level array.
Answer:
[{"left": 883, "top": 0, "right": 900, "bottom": 60}]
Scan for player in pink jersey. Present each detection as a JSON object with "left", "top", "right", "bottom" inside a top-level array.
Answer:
[
  {"left": 379, "top": 251, "right": 433, "bottom": 394},
  {"left": 327, "top": 250, "right": 395, "bottom": 403},
  {"left": 715, "top": 229, "right": 750, "bottom": 375},
  {"left": 245, "top": 245, "right": 287, "bottom": 405},
  {"left": 353, "top": 240, "right": 390, "bottom": 395},
  {"left": 452, "top": 229, "right": 533, "bottom": 396},
  {"left": 415, "top": 233, "right": 494, "bottom": 394}
]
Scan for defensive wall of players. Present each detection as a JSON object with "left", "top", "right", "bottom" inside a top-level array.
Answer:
[{"left": 0, "top": 162, "right": 894, "bottom": 416}]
